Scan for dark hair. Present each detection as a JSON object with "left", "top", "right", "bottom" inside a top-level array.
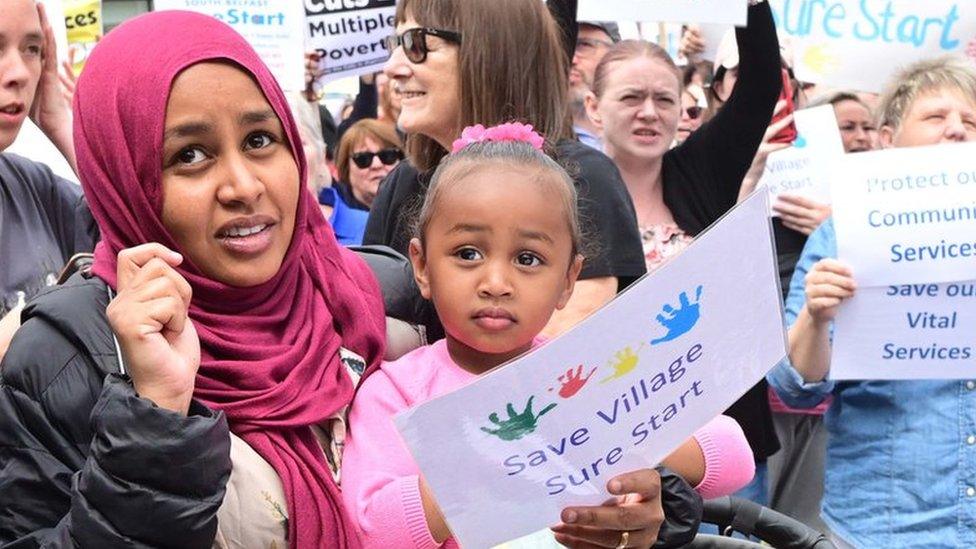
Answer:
[
  {"left": 415, "top": 139, "right": 582, "bottom": 260},
  {"left": 395, "top": 0, "right": 573, "bottom": 172}
]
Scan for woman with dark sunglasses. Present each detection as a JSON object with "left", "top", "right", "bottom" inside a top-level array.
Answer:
[
  {"left": 323, "top": 119, "right": 404, "bottom": 245},
  {"left": 365, "top": 0, "right": 648, "bottom": 341},
  {"left": 676, "top": 90, "right": 706, "bottom": 144}
]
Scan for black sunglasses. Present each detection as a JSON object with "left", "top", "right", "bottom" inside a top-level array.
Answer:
[
  {"left": 384, "top": 27, "right": 462, "bottom": 64},
  {"left": 685, "top": 106, "right": 704, "bottom": 120},
  {"left": 351, "top": 148, "right": 403, "bottom": 169}
]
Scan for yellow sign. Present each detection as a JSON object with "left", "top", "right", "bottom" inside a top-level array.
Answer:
[{"left": 64, "top": 0, "right": 102, "bottom": 74}]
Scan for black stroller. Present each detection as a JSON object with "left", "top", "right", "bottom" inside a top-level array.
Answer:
[{"left": 686, "top": 497, "right": 837, "bottom": 549}]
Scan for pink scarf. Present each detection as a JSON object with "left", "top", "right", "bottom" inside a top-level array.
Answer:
[{"left": 73, "top": 11, "right": 385, "bottom": 548}]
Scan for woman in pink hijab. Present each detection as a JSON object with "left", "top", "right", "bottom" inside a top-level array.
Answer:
[{"left": 0, "top": 11, "right": 385, "bottom": 548}]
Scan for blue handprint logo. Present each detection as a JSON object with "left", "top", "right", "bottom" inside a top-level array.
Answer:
[
  {"left": 650, "top": 285, "right": 703, "bottom": 346},
  {"left": 793, "top": 134, "right": 808, "bottom": 149}
]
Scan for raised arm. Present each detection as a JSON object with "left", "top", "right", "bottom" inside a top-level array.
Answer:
[
  {"left": 789, "top": 259, "right": 856, "bottom": 383},
  {"left": 668, "top": 2, "right": 782, "bottom": 218}
]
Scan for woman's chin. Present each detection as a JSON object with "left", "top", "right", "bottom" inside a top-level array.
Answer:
[{"left": 201, "top": 254, "right": 285, "bottom": 288}]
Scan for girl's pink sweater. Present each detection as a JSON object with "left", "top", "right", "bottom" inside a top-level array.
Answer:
[{"left": 342, "top": 340, "right": 755, "bottom": 548}]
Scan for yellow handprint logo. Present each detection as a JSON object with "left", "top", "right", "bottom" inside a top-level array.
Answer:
[
  {"left": 600, "top": 344, "right": 645, "bottom": 384},
  {"left": 802, "top": 44, "right": 840, "bottom": 76}
]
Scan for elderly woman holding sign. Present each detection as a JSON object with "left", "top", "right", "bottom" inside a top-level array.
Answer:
[{"left": 769, "top": 55, "right": 976, "bottom": 548}]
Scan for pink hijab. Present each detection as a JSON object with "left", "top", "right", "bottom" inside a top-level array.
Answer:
[{"left": 73, "top": 11, "right": 385, "bottom": 548}]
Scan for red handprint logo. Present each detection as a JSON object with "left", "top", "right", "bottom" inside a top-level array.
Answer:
[{"left": 549, "top": 365, "right": 597, "bottom": 399}]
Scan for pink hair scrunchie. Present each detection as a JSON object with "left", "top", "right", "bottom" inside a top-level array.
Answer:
[{"left": 451, "top": 122, "right": 546, "bottom": 153}]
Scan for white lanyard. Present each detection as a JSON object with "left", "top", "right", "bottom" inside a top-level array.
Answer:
[{"left": 105, "top": 286, "right": 127, "bottom": 376}]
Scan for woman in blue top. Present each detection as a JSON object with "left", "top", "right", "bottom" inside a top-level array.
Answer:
[
  {"left": 769, "top": 55, "right": 976, "bottom": 548},
  {"left": 323, "top": 119, "right": 403, "bottom": 245}
]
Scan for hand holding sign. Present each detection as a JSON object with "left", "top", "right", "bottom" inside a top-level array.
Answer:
[
  {"left": 680, "top": 25, "right": 707, "bottom": 60},
  {"left": 805, "top": 259, "right": 857, "bottom": 323},
  {"left": 741, "top": 101, "right": 795, "bottom": 198},
  {"left": 552, "top": 469, "right": 665, "bottom": 549},
  {"left": 773, "top": 194, "right": 832, "bottom": 235}
]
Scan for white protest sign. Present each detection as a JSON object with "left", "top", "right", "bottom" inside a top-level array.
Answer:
[
  {"left": 768, "top": 0, "right": 976, "bottom": 92},
  {"left": 578, "top": 0, "right": 748, "bottom": 26},
  {"left": 832, "top": 282, "right": 976, "bottom": 380},
  {"left": 831, "top": 142, "right": 976, "bottom": 287},
  {"left": 396, "top": 191, "right": 787, "bottom": 549},
  {"left": 305, "top": 0, "right": 397, "bottom": 84},
  {"left": 760, "top": 105, "right": 844, "bottom": 214},
  {"left": 153, "top": 0, "right": 306, "bottom": 91},
  {"left": 699, "top": 23, "right": 730, "bottom": 62}
]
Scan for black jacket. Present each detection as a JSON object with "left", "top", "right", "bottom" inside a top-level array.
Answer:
[{"left": 0, "top": 272, "right": 230, "bottom": 548}]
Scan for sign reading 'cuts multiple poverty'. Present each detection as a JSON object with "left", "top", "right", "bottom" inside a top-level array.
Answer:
[
  {"left": 831, "top": 142, "right": 976, "bottom": 380},
  {"left": 768, "top": 0, "right": 976, "bottom": 92},
  {"left": 305, "top": 0, "right": 397, "bottom": 83},
  {"left": 153, "top": 0, "right": 306, "bottom": 91},
  {"left": 578, "top": 0, "right": 748, "bottom": 26},
  {"left": 396, "top": 191, "right": 788, "bottom": 548}
]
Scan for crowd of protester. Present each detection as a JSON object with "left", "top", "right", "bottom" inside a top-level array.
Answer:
[{"left": 1, "top": 0, "right": 975, "bottom": 547}]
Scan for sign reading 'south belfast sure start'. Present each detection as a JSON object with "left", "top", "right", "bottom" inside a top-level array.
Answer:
[
  {"left": 397, "top": 191, "right": 787, "bottom": 548},
  {"left": 155, "top": 0, "right": 306, "bottom": 91}
]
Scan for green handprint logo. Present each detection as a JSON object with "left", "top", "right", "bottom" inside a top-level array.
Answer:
[
  {"left": 601, "top": 344, "right": 645, "bottom": 384},
  {"left": 481, "top": 396, "right": 557, "bottom": 441}
]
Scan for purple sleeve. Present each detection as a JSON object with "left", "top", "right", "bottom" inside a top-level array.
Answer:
[{"left": 692, "top": 415, "right": 756, "bottom": 499}]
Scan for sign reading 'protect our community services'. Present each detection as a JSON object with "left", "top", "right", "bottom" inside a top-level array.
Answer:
[{"left": 830, "top": 142, "right": 976, "bottom": 380}]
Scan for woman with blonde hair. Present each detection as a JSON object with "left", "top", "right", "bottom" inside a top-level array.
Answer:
[{"left": 326, "top": 119, "right": 403, "bottom": 245}]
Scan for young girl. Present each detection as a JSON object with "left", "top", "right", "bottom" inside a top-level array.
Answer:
[{"left": 342, "top": 124, "right": 755, "bottom": 548}]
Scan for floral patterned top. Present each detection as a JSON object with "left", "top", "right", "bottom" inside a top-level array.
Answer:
[{"left": 640, "top": 223, "right": 694, "bottom": 272}]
